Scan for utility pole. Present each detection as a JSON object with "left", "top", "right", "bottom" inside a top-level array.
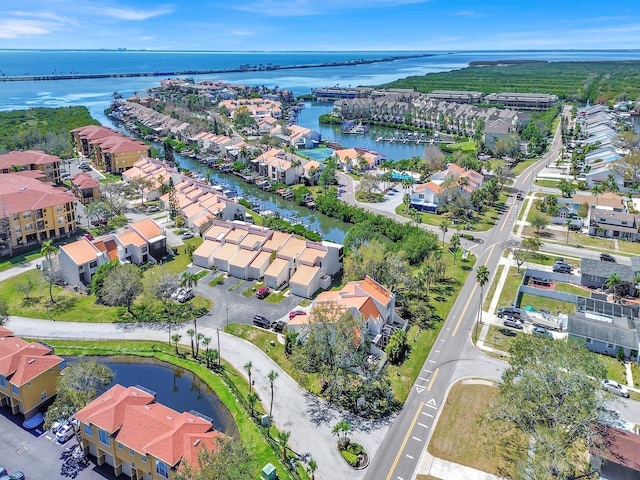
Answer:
[{"left": 217, "top": 328, "right": 221, "bottom": 367}]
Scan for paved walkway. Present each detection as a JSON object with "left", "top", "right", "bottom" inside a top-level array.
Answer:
[
  {"left": 0, "top": 257, "right": 42, "bottom": 282},
  {"left": 6, "top": 316, "right": 390, "bottom": 480}
]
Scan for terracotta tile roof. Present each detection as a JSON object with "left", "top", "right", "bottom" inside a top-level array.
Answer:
[
  {"left": 239, "top": 233, "right": 265, "bottom": 249},
  {"left": 414, "top": 182, "right": 440, "bottom": 193},
  {"left": 0, "top": 173, "right": 76, "bottom": 216},
  {"left": 75, "top": 385, "right": 155, "bottom": 434},
  {"left": 192, "top": 213, "right": 213, "bottom": 227},
  {"left": 0, "top": 150, "right": 60, "bottom": 170},
  {"left": 223, "top": 229, "right": 247, "bottom": 244},
  {"left": 117, "top": 230, "right": 147, "bottom": 248},
  {"left": 71, "top": 125, "right": 118, "bottom": 141},
  {"left": 93, "top": 136, "right": 149, "bottom": 154},
  {"left": 0, "top": 327, "right": 14, "bottom": 338},
  {"left": 356, "top": 276, "right": 392, "bottom": 306},
  {"left": 593, "top": 425, "right": 640, "bottom": 470},
  {"left": 130, "top": 218, "right": 164, "bottom": 241},
  {"left": 60, "top": 237, "right": 102, "bottom": 265},
  {"left": 70, "top": 172, "right": 99, "bottom": 189},
  {"left": 93, "top": 237, "right": 119, "bottom": 261},
  {"left": 0, "top": 336, "right": 62, "bottom": 386}
]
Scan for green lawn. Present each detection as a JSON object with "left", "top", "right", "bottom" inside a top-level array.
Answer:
[
  {"left": 599, "top": 355, "right": 628, "bottom": 385},
  {"left": 485, "top": 324, "right": 519, "bottom": 354},
  {"left": 428, "top": 382, "right": 526, "bottom": 478},
  {"left": 39, "top": 339, "right": 302, "bottom": 480},
  {"left": 0, "top": 249, "right": 43, "bottom": 273},
  {"left": 495, "top": 268, "right": 523, "bottom": 313},
  {"left": 529, "top": 252, "right": 573, "bottom": 267},
  {"left": 510, "top": 158, "right": 537, "bottom": 176},
  {"left": 519, "top": 293, "right": 575, "bottom": 315},
  {"left": 555, "top": 282, "right": 589, "bottom": 296},
  {"left": 147, "top": 237, "right": 203, "bottom": 277},
  {"left": 533, "top": 179, "right": 561, "bottom": 189},
  {"left": 483, "top": 265, "right": 504, "bottom": 311}
]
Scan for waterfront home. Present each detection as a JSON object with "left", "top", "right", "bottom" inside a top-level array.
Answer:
[
  {"left": 333, "top": 148, "right": 381, "bottom": 172},
  {"left": 252, "top": 148, "right": 302, "bottom": 185},
  {"left": 0, "top": 328, "right": 64, "bottom": 419},
  {"left": 483, "top": 92, "right": 558, "bottom": 110},
  {"left": 75, "top": 384, "right": 224, "bottom": 480},
  {"left": 287, "top": 125, "right": 321, "bottom": 149},
  {"left": 0, "top": 172, "right": 77, "bottom": 252},
  {"left": 122, "top": 157, "right": 180, "bottom": 202},
  {"left": 0, "top": 150, "right": 62, "bottom": 184},
  {"left": 91, "top": 135, "right": 151, "bottom": 174},
  {"left": 410, "top": 163, "right": 483, "bottom": 213},
  {"left": 409, "top": 182, "right": 441, "bottom": 213},
  {"left": 218, "top": 98, "right": 282, "bottom": 119},
  {"left": 70, "top": 172, "right": 101, "bottom": 205}
]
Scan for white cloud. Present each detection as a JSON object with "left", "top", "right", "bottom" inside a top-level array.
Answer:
[
  {"left": 233, "top": 0, "right": 428, "bottom": 17},
  {"left": 99, "top": 5, "right": 173, "bottom": 21},
  {"left": 0, "top": 19, "right": 51, "bottom": 38},
  {"left": 455, "top": 10, "right": 483, "bottom": 17}
]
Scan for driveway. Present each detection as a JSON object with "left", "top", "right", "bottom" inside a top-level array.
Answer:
[
  {"left": 192, "top": 270, "right": 303, "bottom": 329},
  {"left": 7, "top": 317, "right": 390, "bottom": 480}
]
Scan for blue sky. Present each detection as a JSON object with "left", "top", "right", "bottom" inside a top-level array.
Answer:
[{"left": 2, "top": 0, "right": 640, "bottom": 51}]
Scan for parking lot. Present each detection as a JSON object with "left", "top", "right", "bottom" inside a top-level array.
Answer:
[{"left": 0, "top": 409, "right": 116, "bottom": 480}]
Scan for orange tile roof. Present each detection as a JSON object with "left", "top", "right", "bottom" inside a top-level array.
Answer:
[
  {"left": 0, "top": 327, "right": 14, "bottom": 338},
  {"left": 263, "top": 231, "right": 292, "bottom": 252},
  {"left": 71, "top": 172, "right": 99, "bottom": 189},
  {"left": 131, "top": 218, "right": 163, "bottom": 241},
  {"left": 117, "top": 230, "right": 147, "bottom": 248},
  {"left": 71, "top": 125, "right": 118, "bottom": 141},
  {"left": 0, "top": 150, "right": 60, "bottom": 170},
  {"left": 94, "top": 136, "right": 149, "bottom": 154},
  {"left": 414, "top": 182, "right": 440, "bottom": 194},
  {"left": 0, "top": 336, "right": 62, "bottom": 386},
  {"left": 356, "top": 276, "right": 392, "bottom": 306},
  {"left": 61, "top": 237, "right": 102, "bottom": 265},
  {"left": 229, "top": 248, "right": 258, "bottom": 268},
  {"left": 0, "top": 173, "right": 76, "bottom": 216},
  {"left": 212, "top": 243, "right": 239, "bottom": 262},
  {"left": 93, "top": 237, "right": 119, "bottom": 261},
  {"left": 75, "top": 385, "right": 155, "bottom": 434}
]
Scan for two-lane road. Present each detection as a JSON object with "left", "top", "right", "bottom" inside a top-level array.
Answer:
[{"left": 365, "top": 110, "right": 569, "bottom": 480}]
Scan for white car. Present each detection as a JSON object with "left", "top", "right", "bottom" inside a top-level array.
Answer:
[
  {"left": 180, "top": 231, "right": 195, "bottom": 240},
  {"left": 55, "top": 422, "right": 75, "bottom": 442},
  {"left": 601, "top": 379, "right": 630, "bottom": 398}
]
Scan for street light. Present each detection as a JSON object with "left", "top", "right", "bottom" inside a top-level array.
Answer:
[
  {"left": 226, "top": 307, "right": 228, "bottom": 328},
  {"left": 217, "top": 328, "right": 221, "bottom": 367}
]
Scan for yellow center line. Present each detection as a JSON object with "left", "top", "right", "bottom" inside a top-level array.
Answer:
[
  {"left": 427, "top": 368, "right": 439, "bottom": 391},
  {"left": 385, "top": 401, "right": 425, "bottom": 480}
]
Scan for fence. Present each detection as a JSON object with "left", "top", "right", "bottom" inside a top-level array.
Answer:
[{"left": 27, "top": 336, "right": 307, "bottom": 480}]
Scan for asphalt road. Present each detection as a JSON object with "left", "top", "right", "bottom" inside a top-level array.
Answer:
[{"left": 364, "top": 108, "right": 570, "bottom": 480}]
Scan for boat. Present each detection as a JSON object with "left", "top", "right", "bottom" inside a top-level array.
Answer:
[{"left": 341, "top": 121, "right": 369, "bottom": 134}]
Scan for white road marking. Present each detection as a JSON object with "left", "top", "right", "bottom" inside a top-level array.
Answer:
[
  {"left": 415, "top": 385, "right": 425, "bottom": 394},
  {"left": 434, "top": 350, "right": 440, "bottom": 353},
  {"left": 418, "top": 423, "right": 429, "bottom": 428},
  {"left": 412, "top": 436, "right": 422, "bottom": 442},
  {"left": 405, "top": 454, "right": 414, "bottom": 459},
  {"left": 421, "top": 412, "right": 434, "bottom": 418},
  {"left": 426, "top": 398, "right": 438, "bottom": 409}
]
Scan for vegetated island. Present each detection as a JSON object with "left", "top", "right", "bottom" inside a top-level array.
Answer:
[
  {"left": 0, "top": 53, "right": 436, "bottom": 83},
  {"left": 379, "top": 60, "right": 640, "bottom": 103}
]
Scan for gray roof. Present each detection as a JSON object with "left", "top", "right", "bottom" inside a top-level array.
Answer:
[
  {"left": 568, "top": 314, "right": 639, "bottom": 349},
  {"left": 580, "top": 258, "right": 635, "bottom": 282}
]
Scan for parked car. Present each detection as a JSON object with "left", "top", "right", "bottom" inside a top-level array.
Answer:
[
  {"left": 55, "top": 422, "right": 75, "bottom": 443},
  {"left": 289, "top": 310, "right": 307, "bottom": 320},
  {"left": 601, "top": 379, "right": 630, "bottom": 398},
  {"left": 0, "top": 475, "right": 10, "bottom": 480},
  {"left": 10, "top": 472, "right": 25, "bottom": 480},
  {"left": 552, "top": 263, "right": 572, "bottom": 274},
  {"left": 499, "top": 328, "right": 517, "bottom": 337},
  {"left": 51, "top": 418, "right": 66, "bottom": 434},
  {"left": 516, "top": 192, "right": 524, "bottom": 201},
  {"left": 532, "top": 326, "right": 553, "bottom": 339},
  {"left": 503, "top": 316, "right": 523, "bottom": 329},
  {"left": 600, "top": 253, "right": 616, "bottom": 262},
  {"left": 255, "top": 286, "right": 270, "bottom": 299},
  {"left": 253, "top": 315, "right": 270, "bottom": 328},
  {"left": 496, "top": 307, "right": 522, "bottom": 320},
  {"left": 180, "top": 231, "right": 195, "bottom": 240},
  {"left": 271, "top": 320, "right": 287, "bottom": 333},
  {"left": 175, "top": 288, "right": 194, "bottom": 303},
  {"left": 146, "top": 206, "right": 160, "bottom": 213}
]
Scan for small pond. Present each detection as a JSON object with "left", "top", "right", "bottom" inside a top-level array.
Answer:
[{"left": 67, "top": 356, "right": 238, "bottom": 437}]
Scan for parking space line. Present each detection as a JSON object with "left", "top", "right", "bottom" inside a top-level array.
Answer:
[
  {"left": 406, "top": 454, "right": 414, "bottom": 460},
  {"left": 418, "top": 423, "right": 429, "bottom": 428},
  {"left": 422, "top": 412, "right": 434, "bottom": 417},
  {"left": 412, "top": 436, "right": 422, "bottom": 442}
]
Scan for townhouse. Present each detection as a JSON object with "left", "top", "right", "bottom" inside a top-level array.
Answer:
[
  {"left": 70, "top": 172, "right": 101, "bottom": 205},
  {"left": 0, "top": 150, "right": 62, "bottom": 184},
  {"left": 192, "top": 220, "right": 343, "bottom": 298},
  {"left": 286, "top": 125, "right": 321, "bottom": 150},
  {"left": 58, "top": 218, "right": 166, "bottom": 288},
  {"left": 75, "top": 384, "right": 224, "bottom": 480},
  {"left": 218, "top": 98, "right": 282, "bottom": 119},
  {"left": 0, "top": 172, "right": 77, "bottom": 251},
  {"left": 483, "top": 92, "right": 558, "bottom": 110},
  {"left": 252, "top": 148, "right": 303, "bottom": 185},
  {"left": 333, "top": 148, "right": 381, "bottom": 172},
  {"left": 0, "top": 327, "right": 64, "bottom": 419},
  {"left": 122, "top": 157, "right": 181, "bottom": 203}
]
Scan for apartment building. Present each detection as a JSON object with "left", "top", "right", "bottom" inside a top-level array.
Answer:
[
  {"left": 0, "top": 150, "right": 62, "bottom": 184},
  {"left": 0, "top": 327, "right": 64, "bottom": 419}
]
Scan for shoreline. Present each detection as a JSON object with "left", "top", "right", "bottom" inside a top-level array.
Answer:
[{"left": 0, "top": 53, "right": 435, "bottom": 83}]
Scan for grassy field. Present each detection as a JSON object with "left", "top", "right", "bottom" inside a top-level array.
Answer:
[
  {"left": 495, "top": 269, "right": 523, "bottom": 313},
  {"left": 483, "top": 265, "right": 504, "bottom": 311},
  {"left": 0, "top": 249, "right": 42, "bottom": 273},
  {"left": 519, "top": 293, "right": 576, "bottom": 315},
  {"left": 40, "top": 339, "right": 302, "bottom": 480},
  {"left": 533, "top": 179, "right": 560, "bottom": 189},
  {"left": 428, "top": 382, "right": 526, "bottom": 478},
  {"left": 599, "top": 355, "right": 628, "bottom": 385},
  {"left": 555, "top": 282, "right": 589, "bottom": 296},
  {"left": 379, "top": 61, "right": 640, "bottom": 103},
  {"left": 485, "top": 325, "right": 520, "bottom": 355},
  {"left": 510, "top": 158, "right": 537, "bottom": 177}
]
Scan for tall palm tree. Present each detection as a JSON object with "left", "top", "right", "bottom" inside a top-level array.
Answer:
[
  {"left": 171, "top": 334, "right": 181, "bottom": 355},
  {"left": 247, "top": 392, "right": 259, "bottom": 418},
  {"left": 244, "top": 361, "right": 253, "bottom": 393},
  {"left": 590, "top": 183, "right": 604, "bottom": 206},
  {"left": 181, "top": 271, "right": 199, "bottom": 344},
  {"left": 308, "top": 458, "right": 317, "bottom": 480},
  {"left": 267, "top": 369, "right": 279, "bottom": 421},
  {"left": 439, "top": 220, "right": 450, "bottom": 245},
  {"left": 40, "top": 240, "right": 58, "bottom": 304},
  {"left": 475, "top": 265, "right": 490, "bottom": 339},
  {"left": 202, "top": 336, "right": 211, "bottom": 354},
  {"left": 186, "top": 328, "right": 195, "bottom": 357},
  {"left": 277, "top": 430, "right": 291, "bottom": 460},
  {"left": 195, "top": 333, "right": 204, "bottom": 358}
]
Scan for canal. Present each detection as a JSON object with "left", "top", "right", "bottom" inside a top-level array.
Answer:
[{"left": 68, "top": 356, "right": 238, "bottom": 437}]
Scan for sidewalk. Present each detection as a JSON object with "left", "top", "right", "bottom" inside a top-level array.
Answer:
[
  {"left": 0, "top": 257, "right": 42, "bottom": 282},
  {"left": 6, "top": 316, "right": 390, "bottom": 480}
]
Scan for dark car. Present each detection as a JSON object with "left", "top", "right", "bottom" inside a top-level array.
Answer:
[
  {"left": 253, "top": 315, "right": 270, "bottom": 328},
  {"left": 499, "top": 328, "right": 517, "bottom": 337},
  {"left": 533, "top": 326, "right": 553, "bottom": 339},
  {"left": 600, "top": 253, "right": 616, "bottom": 262},
  {"left": 255, "top": 286, "right": 270, "bottom": 299},
  {"left": 271, "top": 320, "right": 287, "bottom": 333},
  {"left": 516, "top": 192, "right": 524, "bottom": 201},
  {"left": 497, "top": 307, "right": 522, "bottom": 319},
  {"left": 10, "top": 473, "right": 25, "bottom": 480},
  {"left": 552, "top": 263, "right": 572, "bottom": 274}
]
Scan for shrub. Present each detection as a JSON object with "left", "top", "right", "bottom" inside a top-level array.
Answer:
[
  {"left": 347, "top": 443, "right": 364, "bottom": 455},
  {"left": 341, "top": 450, "right": 358, "bottom": 467}
]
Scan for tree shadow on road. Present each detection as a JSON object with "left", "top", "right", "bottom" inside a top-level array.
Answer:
[{"left": 59, "top": 445, "right": 90, "bottom": 479}]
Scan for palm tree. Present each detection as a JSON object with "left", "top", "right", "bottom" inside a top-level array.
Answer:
[
  {"left": 439, "top": 220, "right": 450, "bottom": 245},
  {"left": 308, "top": 458, "right": 317, "bottom": 480},
  {"left": 475, "top": 265, "right": 490, "bottom": 339},
  {"left": 606, "top": 273, "right": 624, "bottom": 302},
  {"left": 40, "top": 240, "right": 58, "bottom": 304},
  {"left": 181, "top": 271, "right": 199, "bottom": 348},
  {"left": 195, "top": 333, "right": 204, "bottom": 358},
  {"left": 247, "top": 392, "right": 259, "bottom": 418},
  {"left": 423, "top": 264, "right": 435, "bottom": 297},
  {"left": 277, "top": 430, "right": 291, "bottom": 460},
  {"left": 204, "top": 349, "right": 218, "bottom": 369},
  {"left": 591, "top": 183, "right": 604, "bottom": 206},
  {"left": 171, "top": 333, "right": 182, "bottom": 355},
  {"left": 202, "top": 336, "right": 211, "bottom": 355},
  {"left": 187, "top": 328, "right": 195, "bottom": 357},
  {"left": 267, "top": 369, "right": 279, "bottom": 421},
  {"left": 244, "top": 361, "right": 253, "bottom": 393}
]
